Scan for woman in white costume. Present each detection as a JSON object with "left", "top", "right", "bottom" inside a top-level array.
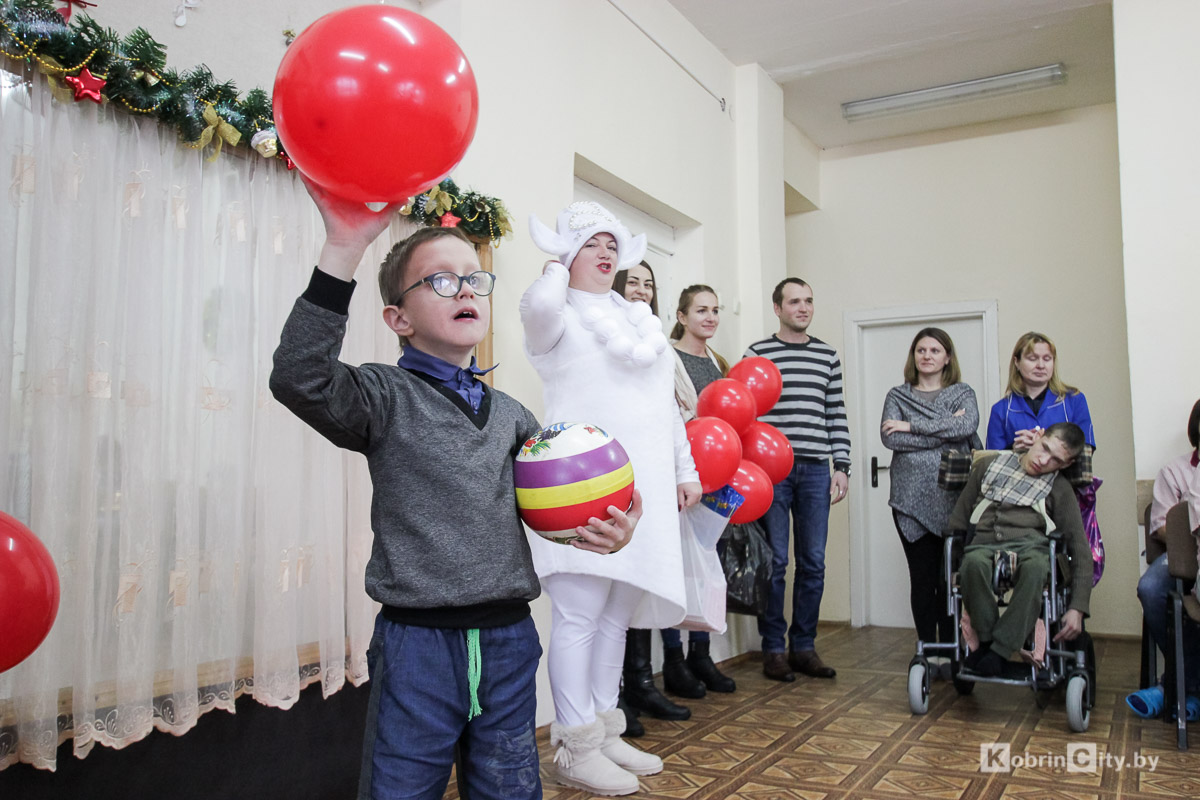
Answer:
[{"left": 521, "top": 201, "right": 701, "bottom": 795}]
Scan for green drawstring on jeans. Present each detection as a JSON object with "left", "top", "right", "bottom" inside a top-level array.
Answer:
[{"left": 467, "top": 628, "right": 483, "bottom": 720}]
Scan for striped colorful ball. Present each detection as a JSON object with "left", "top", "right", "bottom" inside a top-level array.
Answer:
[{"left": 514, "top": 422, "right": 635, "bottom": 544}]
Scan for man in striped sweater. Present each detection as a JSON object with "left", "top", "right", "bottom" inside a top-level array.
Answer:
[{"left": 745, "top": 278, "right": 852, "bottom": 681}]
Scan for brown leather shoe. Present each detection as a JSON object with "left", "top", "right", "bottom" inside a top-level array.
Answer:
[
  {"left": 789, "top": 649, "right": 836, "bottom": 678},
  {"left": 762, "top": 651, "right": 796, "bottom": 682}
]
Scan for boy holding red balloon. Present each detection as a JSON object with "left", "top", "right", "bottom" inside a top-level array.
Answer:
[{"left": 269, "top": 180, "right": 639, "bottom": 800}]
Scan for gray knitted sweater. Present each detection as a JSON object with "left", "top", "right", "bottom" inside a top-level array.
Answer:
[
  {"left": 269, "top": 291, "right": 541, "bottom": 624},
  {"left": 880, "top": 382, "right": 980, "bottom": 540}
]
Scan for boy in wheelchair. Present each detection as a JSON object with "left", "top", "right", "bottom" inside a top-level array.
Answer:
[{"left": 951, "top": 422, "right": 1094, "bottom": 678}]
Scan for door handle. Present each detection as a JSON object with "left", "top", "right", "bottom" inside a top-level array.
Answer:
[{"left": 871, "top": 456, "right": 889, "bottom": 488}]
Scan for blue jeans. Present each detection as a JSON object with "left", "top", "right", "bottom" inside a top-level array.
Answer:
[
  {"left": 358, "top": 614, "right": 542, "bottom": 800},
  {"left": 1138, "top": 552, "right": 1200, "bottom": 693},
  {"left": 757, "top": 458, "right": 831, "bottom": 653},
  {"left": 660, "top": 628, "right": 708, "bottom": 648}
]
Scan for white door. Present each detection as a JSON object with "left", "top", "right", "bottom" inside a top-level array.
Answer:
[{"left": 843, "top": 302, "right": 1000, "bottom": 628}]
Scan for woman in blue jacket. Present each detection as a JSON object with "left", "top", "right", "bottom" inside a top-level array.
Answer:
[{"left": 986, "top": 332, "right": 1095, "bottom": 451}]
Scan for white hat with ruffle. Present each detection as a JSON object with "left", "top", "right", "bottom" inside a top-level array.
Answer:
[{"left": 528, "top": 201, "right": 647, "bottom": 271}]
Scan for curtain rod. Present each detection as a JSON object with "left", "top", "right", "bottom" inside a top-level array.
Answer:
[{"left": 604, "top": 0, "right": 727, "bottom": 114}]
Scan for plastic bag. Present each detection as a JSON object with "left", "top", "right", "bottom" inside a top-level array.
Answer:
[
  {"left": 1075, "top": 476, "right": 1104, "bottom": 586},
  {"left": 677, "top": 487, "right": 740, "bottom": 633},
  {"left": 721, "top": 520, "right": 771, "bottom": 617}
]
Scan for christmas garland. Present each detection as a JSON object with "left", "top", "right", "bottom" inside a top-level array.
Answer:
[
  {"left": 402, "top": 179, "right": 513, "bottom": 246},
  {"left": 0, "top": 0, "right": 513, "bottom": 244}
]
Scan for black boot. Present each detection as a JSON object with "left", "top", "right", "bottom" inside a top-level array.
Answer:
[
  {"left": 687, "top": 640, "right": 736, "bottom": 693},
  {"left": 616, "top": 694, "right": 644, "bottom": 738},
  {"left": 622, "top": 629, "right": 691, "bottom": 720},
  {"left": 662, "top": 645, "right": 706, "bottom": 699}
]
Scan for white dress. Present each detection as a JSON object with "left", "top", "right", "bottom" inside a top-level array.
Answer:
[{"left": 520, "top": 263, "right": 697, "bottom": 629}]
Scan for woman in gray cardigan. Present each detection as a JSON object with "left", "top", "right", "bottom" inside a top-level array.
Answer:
[{"left": 881, "top": 328, "right": 980, "bottom": 668}]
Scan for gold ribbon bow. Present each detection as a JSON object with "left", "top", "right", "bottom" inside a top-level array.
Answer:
[
  {"left": 425, "top": 185, "right": 455, "bottom": 216},
  {"left": 197, "top": 104, "right": 242, "bottom": 161}
]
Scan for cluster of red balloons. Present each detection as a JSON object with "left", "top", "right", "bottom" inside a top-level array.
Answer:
[
  {"left": 273, "top": 6, "right": 479, "bottom": 203},
  {"left": 685, "top": 357, "right": 793, "bottom": 523},
  {"left": 0, "top": 512, "right": 60, "bottom": 673}
]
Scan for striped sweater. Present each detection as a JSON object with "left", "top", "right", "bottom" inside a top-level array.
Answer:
[{"left": 744, "top": 335, "right": 851, "bottom": 472}]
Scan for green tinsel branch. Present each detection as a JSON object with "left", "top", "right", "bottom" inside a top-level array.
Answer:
[{"left": 1, "top": 1, "right": 275, "bottom": 151}]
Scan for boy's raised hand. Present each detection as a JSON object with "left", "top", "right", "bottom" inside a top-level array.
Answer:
[
  {"left": 302, "top": 174, "right": 402, "bottom": 281},
  {"left": 571, "top": 489, "right": 643, "bottom": 555}
]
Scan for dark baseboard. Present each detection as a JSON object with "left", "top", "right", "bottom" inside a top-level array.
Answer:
[{"left": 0, "top": 679, "right": 370, "bottom": 800}]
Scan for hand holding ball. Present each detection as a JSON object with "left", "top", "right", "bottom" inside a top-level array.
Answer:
[
  {"left": 515, "top": 423, "right": 634, "bottom": 544},
  {"left": 274, "top": 6, "right": 479, "bottom": 202}
]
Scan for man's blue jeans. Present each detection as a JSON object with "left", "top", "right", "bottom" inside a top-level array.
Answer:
[
  {"left": 757, "top": 458, "right": 831, "bottom": 654},
  {"left": 358, "top": 614, "right": 542, "bottom": 800},
  {"left": 1139, "top": 552, "right": 1200, "bottom": 693}
]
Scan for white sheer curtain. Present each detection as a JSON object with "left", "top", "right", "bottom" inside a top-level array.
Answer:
[{"left": 0, "top": 64, "right": 412, "bottom": 771}]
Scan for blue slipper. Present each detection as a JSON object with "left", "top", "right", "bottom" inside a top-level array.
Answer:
[
  {"left": 1126, "top": 686, "right": 1164, "bottom": 718},
  {"left": 1188, "top": 696, "right": 1200, "bottom": 722}
]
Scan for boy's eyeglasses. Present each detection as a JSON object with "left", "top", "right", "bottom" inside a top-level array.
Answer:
[{"left": 395, "top": 271, "right": 496, "bottom": 304}]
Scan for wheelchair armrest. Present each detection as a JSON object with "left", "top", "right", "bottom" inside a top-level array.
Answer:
[{"left": 943, "top": 525, "right": 974, "bottom": 549}]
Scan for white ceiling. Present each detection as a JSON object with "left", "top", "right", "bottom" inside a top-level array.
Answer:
[{"left": 666, "top": 0, "right": 1116, "bottom": 148}]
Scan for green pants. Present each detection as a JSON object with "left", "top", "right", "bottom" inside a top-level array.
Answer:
[{"left": 959, "top": 537, "right": 1050, "bottom": 659}]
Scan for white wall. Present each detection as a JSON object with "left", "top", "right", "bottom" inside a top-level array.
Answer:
[
  {"left": 1113, "top": 0, "right": 1200, "bottom": 476},
  {"left": 783, "top": 105, "right": 1138, "bottom": 636}
]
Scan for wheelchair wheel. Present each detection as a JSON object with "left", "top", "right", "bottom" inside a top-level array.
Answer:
[
  {"left": 1066, "top": 674, "right": 1091, "bottom": 732},
  {"left": 908, "top": 661, "right": 930, "bottom": 715}
]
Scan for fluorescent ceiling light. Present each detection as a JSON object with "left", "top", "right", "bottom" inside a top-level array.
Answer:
[{"left": 841, "top": 63, "right": 1067, "bottom": 122}]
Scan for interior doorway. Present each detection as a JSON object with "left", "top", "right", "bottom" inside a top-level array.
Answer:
[{"left": 842, "top": 301, "right": 999, "bottom": 628}]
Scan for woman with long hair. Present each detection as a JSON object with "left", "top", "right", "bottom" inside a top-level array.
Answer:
[
  {"left": 880, "top": 328, "right": 980, "bottom": 673},
  {"left": 662, "top": 284, "right": 737, "bottom": 692},
  {"left": 611, "top": 262, "right": 697, "bottom": 730},
  {"left": 986, "top": 332, "right": 1095, "bottom": 451}
]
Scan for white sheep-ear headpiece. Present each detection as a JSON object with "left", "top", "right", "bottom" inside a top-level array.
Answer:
[{"left": 528, "top": 200, "right": 647, "bottom": 271}]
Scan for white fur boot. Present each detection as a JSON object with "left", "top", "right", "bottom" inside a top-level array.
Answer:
[
  {"left": 598, "top": 708, "right": 663, "bottom": 775},
  {"left": 550, "top": 718, "right": 639, "bottom": 796}
]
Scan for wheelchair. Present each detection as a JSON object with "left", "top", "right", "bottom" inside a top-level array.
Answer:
[{"left": 906, "top": 526, "right": 1096, "bottom": 732}]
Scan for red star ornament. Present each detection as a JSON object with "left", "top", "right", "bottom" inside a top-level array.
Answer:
[
  {"left": 439, "top": 212, "right": 461, "bottom": 228},
  {"left": 64, "top": 67, "right": 106, "bottom": 103}
]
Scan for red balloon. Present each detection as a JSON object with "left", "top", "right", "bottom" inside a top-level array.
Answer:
[
  {"left": 0, "top": 512, "right": 60, "bottom": 673},
  {"left": 728, "top": 461, "right": 774, "bottom": 524},
  {"left": 740, "top": 421, "right": 795, "bottom": 485},
  {"left": 728, "top": 357, "right": 783, "bottom": 416},
  {"left": 696, "top": 379, "right": 757, "bottom": 434},
  {"left": 685, "top": 416, "right": 743, "bottom": 493},
  {"left": 274, "top": 6, "right": 479, "bottom": 202}
]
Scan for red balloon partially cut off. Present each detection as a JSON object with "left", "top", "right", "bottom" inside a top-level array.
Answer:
[
  {"left": 728, "top": 460, "right": 774, "bottom": 524},
  {"left": 685, "top": 416, "right": 742, "bottom": 493},
  {"left": 728, "top": 356, "right": 783, "bottom": 416},
  {"left": 740, "top": 420, "right": 794, "bottom": 485},
  {"left": 0, "top": 511, "right": 60, "bottom": 673},
  {"left": 696, "top": 378, "right": 757, "bottom": 435}
]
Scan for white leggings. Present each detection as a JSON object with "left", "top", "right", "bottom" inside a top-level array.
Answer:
[{"left": 542, "top": 573, "right": 644, "bottom": 728}]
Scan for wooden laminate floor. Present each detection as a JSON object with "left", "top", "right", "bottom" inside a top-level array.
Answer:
[{"left": 447, "top": 623, "right": 1200, "bottom": 799}]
